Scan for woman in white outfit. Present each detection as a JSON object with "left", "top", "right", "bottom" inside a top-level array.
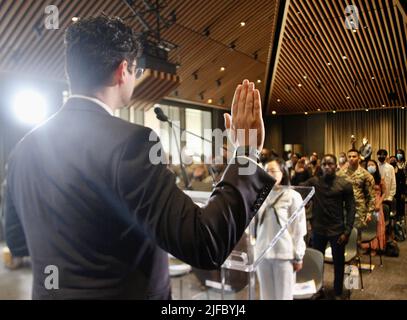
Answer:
[{"left": 255, "top": 158, "right": 307, "bottom": 300}]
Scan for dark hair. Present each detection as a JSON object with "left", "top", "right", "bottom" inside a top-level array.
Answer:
[
  {"left": 396, "top": 149, "right": 405, "bottom": 162},
  {"left": 367, "top": 160, "right": 381, "bottom": 185},
  {"left": 64, "top": 16, "right": 141, "bottom": 93},
  {"left": 322, "top": 154, "right": 337, "bottom": 164},
  {"left": 347, "top": 148, "right": 360, "bottom": 155},
  {"left": 268, "top": 158, "right": 290, "bottom": 186},
  {"left": 377, "top": 149, "right": 388, "bottom": 156}
]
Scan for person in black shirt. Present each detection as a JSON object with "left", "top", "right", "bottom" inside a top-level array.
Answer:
[{"left": 302, "top": 154, "right": 356, "bottom": 299}]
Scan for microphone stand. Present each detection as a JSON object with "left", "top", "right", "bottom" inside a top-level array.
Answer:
[
  {"left": 155, "top": 108, "right": 228, "bottom": 191},
  {"left": 167, "top": 119, "right": 193, "bottom": 190}
]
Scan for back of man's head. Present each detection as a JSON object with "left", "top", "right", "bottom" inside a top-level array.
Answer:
[{"left": 64, "top": 16, "right": 141, "bottom": 94}]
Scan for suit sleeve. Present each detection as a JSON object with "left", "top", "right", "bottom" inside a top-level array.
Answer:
[
  {"left": 4, "top": 180, "right": 29, "bottom": 257},
  {"left": 116, "top": 129, "right": 275, "bottom": 269}
]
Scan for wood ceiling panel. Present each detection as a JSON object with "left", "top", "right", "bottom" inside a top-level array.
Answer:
[
  {"left": 1, "top": 0, "right": 404, "bottom": 115},
  {"left": 269, "top": 0, "right": 406, "bottom": 115}
]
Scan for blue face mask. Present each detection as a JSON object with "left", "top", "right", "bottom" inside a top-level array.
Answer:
[
  {"left": 367, "top": 166, "right": 376, "bottom": 174},
  {"left": 397, "top": 154, "right": 403, "bottom": 161}
]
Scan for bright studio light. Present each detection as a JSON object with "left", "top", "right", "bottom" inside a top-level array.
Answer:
[{"left": 13, "top": 90, "right": 47, "bottom": 125}]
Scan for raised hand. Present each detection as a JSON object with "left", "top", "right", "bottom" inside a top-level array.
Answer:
[{"left": 224, "top": 79, "right": 264, "bottom": 152}]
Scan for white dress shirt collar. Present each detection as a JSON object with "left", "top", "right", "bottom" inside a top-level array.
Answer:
[{"left": 68, "top": 94, "right": 114, "bottom": 116}]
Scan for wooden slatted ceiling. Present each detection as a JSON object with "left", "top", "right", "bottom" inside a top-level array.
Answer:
[
  {"left": 269, "top": 0, "right": 407, "bottom": 115},
  {"left": 0, "top": 0, "right": 278, "bottom": 110}
]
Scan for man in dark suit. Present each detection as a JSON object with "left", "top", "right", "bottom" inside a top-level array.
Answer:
[{"left": 4, "top": 16, "right": 274, "bottom": 299}]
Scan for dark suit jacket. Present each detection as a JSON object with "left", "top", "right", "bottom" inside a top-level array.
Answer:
[{"left": 4, "top": 97, "right": 274, "bottom": 299}]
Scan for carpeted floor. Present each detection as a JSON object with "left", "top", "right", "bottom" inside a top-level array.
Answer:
[{"left": 1, "top": 239, "right": 406, "bottom": 300}]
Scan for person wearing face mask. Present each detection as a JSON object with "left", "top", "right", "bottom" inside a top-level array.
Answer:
[
  {"left": 302, "top": 155, "right": 355, "bottom": 300},
  {"left": 337, "top": 152, "right": 348, "bottom": 171},
  {"left": 377, "top": 149, "right": 397, "bottom": 222},
  {"left": 390, "top": 153, "right": 406, "bottom": 221},
  {"left": 338, "top": 149, "right": 375, "bottom": 229},
  {"left": 309, "top": 152, "right": 322, "bottom": 177},
  {"left": 364, "top": 160, "right": 386, "bottom": 254},
  {"left": 255, "top": 158, "right": 307, "bottom": 300}
]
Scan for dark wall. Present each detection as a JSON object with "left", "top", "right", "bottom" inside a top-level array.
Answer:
[{"left": 264, "top": 113, "right": 326, "bottom": 158}]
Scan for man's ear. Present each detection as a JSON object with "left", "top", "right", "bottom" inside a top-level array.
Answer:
[{"left": 115, "top": 60, "right": 128, "bottom": 85}]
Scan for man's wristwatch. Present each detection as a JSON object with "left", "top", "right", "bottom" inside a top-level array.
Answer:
[{"left": 234, "top": 146, "right": 260, "bottom": 163}]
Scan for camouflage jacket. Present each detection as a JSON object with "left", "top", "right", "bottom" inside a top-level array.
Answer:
[{"left": 338, "top": 166, "right": 375, "bottom": 227}]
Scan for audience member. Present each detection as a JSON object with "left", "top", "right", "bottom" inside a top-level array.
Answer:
[
  {"left": 390, "top": 154, "right": 406, "bottom": 221},
  {"left": 302, "top": 154, "right": 355, "bottom": 300},
  {"left": 364, "top": 160, "right": 386, "bottom": 254},
  {"left": 377, "top": 149, "right": 396, "bottom": 221},
  {"left": 359, "top": 136, "right": 372, "bottom": 164},
  {"left": 338, "top": 149, "right": 375, "bottom": 229},
  {"left": 337, "top": 152, "right": 348, "bottom": 171},
  {"left": 256, "top": 158, "right": 306, "bottom": 300}
]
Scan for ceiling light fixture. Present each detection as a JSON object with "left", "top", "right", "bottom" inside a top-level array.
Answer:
[
  {"left": 346, "top": 96, "right": 350, "bottom": 100},
  {"left": 257, "top": 79, "right": 262, "bottom": 84},
  {"left": 298, "top": 84, "right": 302, "bottom": 87},
  {"left": 220, "top": 66, "right": 225, "bottom": 72},
  {"left": 317, "top": 108, "right": 321, "bottom": 111},
  {"left": 72, "top": 17, "right": 79, "bottom": 22},
  {"left": 207, "top": 99, "right": 213, "bottom": 104},
  {"left": 272, "top": 111, "right": 277, "bottom": 115},
  {"left": 342, "top": 55, "right": 347, "bottom": 60},
  {"left": 371, "top": 76, "right": 375, "bottom": 80},
  {"left": 277, "top": 99, "right": 281, "bottom": 103},
  {"left": 304, "top": 112, "right": 308, "bottom": 115},
  {"left": 333, "top": 110, "right": 336, "bottom": 114},
  {"left": 240, "top": 22, "right": 246, "bottom": 27},
  {"left": 327, "top": 62, "right": 331, "bottom": 66}
]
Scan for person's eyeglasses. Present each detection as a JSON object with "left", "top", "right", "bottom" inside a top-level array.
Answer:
[{"left": 135, "top": 67, "right": 144, "bottom": 80}]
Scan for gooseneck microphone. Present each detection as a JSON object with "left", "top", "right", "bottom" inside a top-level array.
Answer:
[
  {"left": 154, "top": 107, "right": 169, "bottom": 122},
  {"left": 154, "top": 106, "right": 192, "bottom": 190}
]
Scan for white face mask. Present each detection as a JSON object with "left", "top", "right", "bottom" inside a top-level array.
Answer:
[{"left": 367, "top": 166, "right": 376, "bottom": 174}]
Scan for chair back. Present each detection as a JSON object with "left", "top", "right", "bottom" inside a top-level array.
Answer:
[
  {"left": 360, "top": 215, "right": 378, "bottom": 242},
  {"left": 344, "top": 227, "right": 358, "bottom": 263},
  {"left": 296, "top": 248, "right": 324, "bottom": 291}
]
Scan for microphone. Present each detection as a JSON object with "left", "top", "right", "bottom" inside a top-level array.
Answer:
[{"left": 154, "top": 107, "right": 169, "bottom": 122}]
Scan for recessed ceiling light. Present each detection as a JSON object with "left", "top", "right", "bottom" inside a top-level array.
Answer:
[
  {"left": 272, "top": 111, "right": 277, "bottom": 115},
  {"left": 402, "top": 107, "right": 405, "bottom": 110},
  {"left": 277, "top": 99, "right": 281, "bottom": 103},
  {"left": 240, "top": 22, "right": 246, "bottom": 27},
  {"left": 346, "top": 96, "right": 350, "bottom": 99},
  {"left": 304, "top": 112, "right": 308, "bottom": 115},
  {"left": 333, "top": 110, "right": 336, "bottom": 114},
  {"left": 317, "top": 108, "right": 321, "bottom": 111},
  {"left": 371, "top": 76, "right": 375, "bottom": 80},
  {"left": 303, "top": 75, "right": 307, "bottom": 79},
  {"left": 352, "top": 29, "right": 357, "bottom": 33},
  {"left": 327, "top": 62, "right": 331, "bottom": 66},
  {"left": 366, "top": 109, "right": 369, "bottom": 112},
  {"left": 72, "top": 17, "right": 79, "bottom": 22},
  {"left": 342, "top": 56, "right": 347, "bottom": 60},
  {"left": 257, "top": 79, "right": 262, "bottom": 84},
  {"left": 220, "top": 67, "right": 226, "bottom": 72},
  {"left": 382, "top": 104, "right": 385, "bottom": 107},
  {"left": 207, "top": 99, "right": 213, "bottom": 104},
  {"left": 298, "top": 83, "right": 302, "bottom": 87}
]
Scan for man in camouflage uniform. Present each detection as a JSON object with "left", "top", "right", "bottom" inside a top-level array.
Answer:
[{"left": 338, "top": 149, "right": 375, "bottom": 229}]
